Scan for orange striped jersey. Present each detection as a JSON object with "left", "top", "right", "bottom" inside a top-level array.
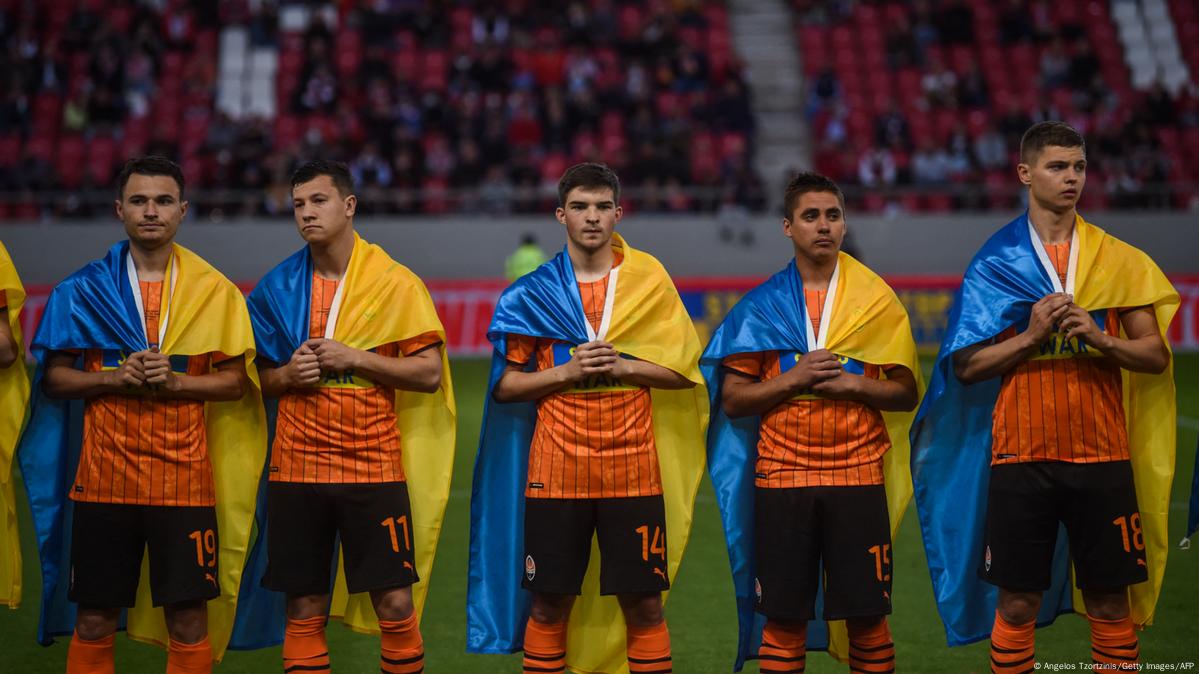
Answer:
[
  {"left": 505, "top": 250, "right": 662, "bottom": 499},
  {"left": 270, "top": 274, "right": 442, "bottom": 484},
  {"left": 991, "top": 242, "right": 1128, "bottom": 465},
  {"left": 723, "top": 288, "right": 895, "bottom": 488},
  {"left": 72, "top": 280, "right": 223, "bottom": 506}
]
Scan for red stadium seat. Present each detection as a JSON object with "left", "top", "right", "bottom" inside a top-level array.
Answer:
[
  {"left": 56, "top": 135, "right": 87, "bottom": 188},
  {"left": 0, "top": 135, "right": 20, "bottom": 168}
]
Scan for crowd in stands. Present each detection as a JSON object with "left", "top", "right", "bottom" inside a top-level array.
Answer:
[
  {"left": 0, "top": 0, "right": 765, "bottom": 219},
  {"left": 798, "top": 0, "right": 1199, "bottom": 212}
]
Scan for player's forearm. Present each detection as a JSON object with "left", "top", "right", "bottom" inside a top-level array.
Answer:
[
  {"left": 1091, "top": 333, "right": 1170, "bottom": 374},
  {"left": 354, "top": 349, "right": 442, "bottom": 393},
  {"left": 258, "top": 365, "right": 292, "bottom": 398},
  {"left": 493, "top": 367, "right": 572, "bottom": 403},
  {"left": 846, "top": 375, "right": 918, "bottom": 412},
  {"left": 721, "top": 374, "right": 796, "bottom": 418},
  {"left": 619, "top": 360, "right": 695, "bottom": 390},
  {"left": 953, "top": 337, "right": 1036, "bottom": 384},
  {"left": 42, "top": 366, "right": 124, "bottom": 399},
  {"left": 160, "top": 369, "right": 247, "bottom": 402}
]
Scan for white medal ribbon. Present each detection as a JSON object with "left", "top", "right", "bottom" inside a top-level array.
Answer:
[
  {"left": 126, "top": 249, "right": 177, "bottom": 348},
  {"left": 322, "top": 273, "right": 347, "bottom": 340},
  {"left": 803, "top": 261, "right": 839, "bottom": 351},
  {"left": 583, "top": 264, "right": 621, "bottom": 343},
  {"left": 1028, "top": 216, "right": 1078, "bottom": 295}
]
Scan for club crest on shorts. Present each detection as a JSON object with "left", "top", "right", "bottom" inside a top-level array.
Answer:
[
  {"left": 984, "top": 545, "right": 992, "bottom": 573},
  {"left": 754, "top": 577, "right": 762, "bottom": 601},
  {"left": 525, "top": 555, "right": 536, "bottom": 581}
]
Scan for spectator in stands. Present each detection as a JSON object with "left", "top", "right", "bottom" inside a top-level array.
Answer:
[
  {"left": 936, "top": 0, "right": 974, "bottom": 45},
  {"left": 910, "top": 0, "right": 940, "bottom": 52},
  {"left": 957, "top": 60, "right": 989, "bottom": 108},
  {"left": 875, "top": 101, "right": 912, "bottom": 150},
  {"left": 998, "top": 0, "right": 1035, "bottom": 45},
  {"left": 911, "top": 139, "right": 952, "bottom": 185},
  {"left": 885, "top": 15, "right": 922, "bottom": 70},
  {"left": 998, "top": 100, "right": 1033, "bottom": 146},
  {"left": 858, "top": 147, "right": 898, "bottom": 187},
  {"left": 921, "top": 55, "right": 957, "bottom": 108},
  {"left": 351, "top": 142, "right": 393, "bottom": 189},
  {"left": 806, "top": 67, "right": 841, "bottom": 119},
  {"left": 1039, "top": 38, "right": 1070, "bottom": 88},
  {"left": 296, "top": 63, "right": 337, "bottom": 114},
  {"left": 1067, "top": 38, "right": 1101, "bottom": 93},
  {"left": 973, "top": 123, "right": 1007, "bottom": 170}
]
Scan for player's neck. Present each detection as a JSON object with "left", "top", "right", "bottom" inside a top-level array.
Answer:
[
  {"left": 1028, "top": 202, "right": 1076, "bottom": 244},
  {"left": 793, "top": 251, "right": 837, "bottom": 291},
  {"left": 310, "top": 228, "right": 355, "bottom": 280},
  {"left": 128, "top": 240, "right": 172, "bottom": 282},
  {"left": 568, "top": 239, "right": 615, "bottom": 282}
]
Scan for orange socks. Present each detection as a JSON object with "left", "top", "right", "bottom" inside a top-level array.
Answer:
[
  {"left": 990, "top": 610, "right": 1036, "bottom": 673},
  {"left": 283, "top": 615, "right": 331, "bottom": 673},
  {"left": 847, "top": 618, "right": 895, "bottom": 673},
  {"left": 759, "top": 620, "right": 807, "bottom": 673},
  {"left": 1089, "top": 614, "right": 1139, "bottom": 670},
  {"left": 380, "top": 614, "right": 425, "bottom": 674},
  {"left": 66, "top": 631, "right": 115, "bottom": 674},
  {"left": 523, "top": 618, "right": 567, "bottom": 674},
  {"left": 626, "top": 621, "right": 672, "bottom": 674},
  {"left": 165, "top": 637, "right": 212, "bottom": 674}
]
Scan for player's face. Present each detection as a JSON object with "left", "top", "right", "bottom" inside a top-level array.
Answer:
[
  {"left": 292, "top": 175, "right": 356, "bottom": 244},
  {"left": 556, "top": 186, "right": 621, "bottom": 255},
  {"left": 116, "top": 174, "right": 186, "bottom": 250},
  {"left": 784, "top": 191, "right": 844, "bottom": 265},
  {"left": 1018, "top": 145, "right": 1086, "bottom": 214}
]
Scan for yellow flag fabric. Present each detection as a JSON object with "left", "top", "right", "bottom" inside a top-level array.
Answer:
[
  {"left": 0, "top": 241, "right": 29, "bottom": 609},
  {"left": 1066, "top": 216, "right": 1179, "bottom": 627},
  {"left": 322, "top": 235, "right": 457, "bottom": 632},
  {"left": 556, "top": 234, "right": 708, "bottom": 674}
]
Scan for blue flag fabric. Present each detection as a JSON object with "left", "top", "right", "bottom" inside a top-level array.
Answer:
[
  {"left": 700, "top": 260, "right": 835, "bottom": 670},
  {"left": 17, "top": 242, "right": 150, "bottom": 643},
  {"left": 911, "top": 214, "right": 1082, "bottom": 646},
  {"left": 466, "top": 248, "right": 592, "bottom": 654}
]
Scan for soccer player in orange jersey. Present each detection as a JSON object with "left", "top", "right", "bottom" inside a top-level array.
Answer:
[
  {"left": 41, "top": 157, "right": 249, "bottom": 674},
  {"left": 953, "top": 123, "right": 1171, "bottom": 671},
  {"left": 255, "top": 161, "right": 442, "bottom": 674},
  {"left": 719, "top": 173, "right": 919, "bottom": 673},
  {"left": 492, "top": 163, "right": 697, "bottom": 674}
]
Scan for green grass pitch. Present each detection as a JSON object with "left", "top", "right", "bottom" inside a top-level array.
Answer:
[{"left": 2, "top": 355, "right": 1197, "bottom": 673}]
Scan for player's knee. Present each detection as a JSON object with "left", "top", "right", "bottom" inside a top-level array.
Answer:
[
  {"left": 530, "top": 593, "right": 574, "bottom": 624},
  {"left": 286, "top": 594, "right": 331, "bottom": 620},
  {"left": 1082, "top": 590, "right": 1129, "bottom": 621},
  {"left": 371, "top": 586, "right": 414, "bottom": 621},
  {"left": 845, "top": 615, "right": 886, "bottom": 633},
  {"left": 997, "top": 590, "right": 1041, "bottom": 625},
  {"left": 164, "top": 599, "right": 208, "bottom": 644},
  {"left": 75, "top": 606, "right": 120, "bottom": 641},
  {"left": 617, "top": 592, "right": 663, "bottom": 627}
]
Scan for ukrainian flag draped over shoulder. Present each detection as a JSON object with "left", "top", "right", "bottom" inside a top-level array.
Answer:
[
  {"left": 912, "top": 214, "right": 1178, "bottom": 646},
  {"left": 15, "top": 241, "right": 264, "bottom": 660},
  {"left": 0, "top": 242, "right": 29, "bottom": 609},
  {"left": 701, "top": 253, "right": 921, "bottom": 671},
  {"left": 467, "top": 233, "right": 707, "bottom": 674},
  {"left": 232, "top": 233, "right": 454, "bottom": 646}
]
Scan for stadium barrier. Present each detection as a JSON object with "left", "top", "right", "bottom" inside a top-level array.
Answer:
[{"left": 20, "top": 275, "right": 1199, "bottom": 356}]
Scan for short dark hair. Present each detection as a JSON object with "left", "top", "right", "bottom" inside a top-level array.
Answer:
[
  {"left": 117, "top": 156, "right": 185, "bottom": 199},
  {"left": 783, "top": 171, "right": 844, "bottom": 219},
  {"left": 557, "top": 162, "right": 620, "bottom": 206},
  {"left": 291, "top": 159, "right": 354, "bottom": 197},
  {"left": 1020, "top": 121, "right": 1085, "bottom": 164}
]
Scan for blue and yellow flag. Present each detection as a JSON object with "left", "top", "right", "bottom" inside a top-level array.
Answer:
[
  {"left": 702, "top": 254, "right": 921, "bottom": 670},
  {"left": 912, "top": 213, "right": 1179, "bottom": 646},
  {"left": 467, "top": 233, "right": 707, "bottom": 674},
  {"left": 232, "top": 233, "right": 455, "bottom": 647},
  {"left": 0, "top": 241, "right": 29, "bottom": 609},
  {"left": 15, "top": 241, "right": 265, "bottom": 660}
]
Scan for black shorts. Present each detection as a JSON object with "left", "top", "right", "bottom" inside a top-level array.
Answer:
[
  {"left": 981, "top": 460, "right": 1148, "bottom": 592},
  {"left": 753, "top": 485, "right": 893, "bottom": 622},
  {"left": 69, "top": 502, "right": 220, "bottom": 608},
  {"left": 262, "top": 481, "right": 418, "bottom": 596},
  {"left": 523, "top": 496, "right": 669, "bottom": 596}
]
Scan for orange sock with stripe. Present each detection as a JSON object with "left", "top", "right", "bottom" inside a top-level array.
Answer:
[
  {"left": 380, "top": 614, "right": 425, "bottom": 674},
  {"left": 283, "top": 615, "right": 330, "bottom": 673},
  {"left": 523, "top": 618, "right": 567, "bottom": 674},
  {"left": 847, "top": 618, "right": 895, "bottom": 673},
  {"left": 990, "top": 610, "right": 1036, "bottom": 674},
  {"left": 1089, "top": 615, "right": 1139, "bottom": 669},
  {"left": 627, "top": 621, "right": 672, "bottom": 674},
  {"left": 66, "top": 631, "right": 115, "bottom": 674},
  {"left": 166, "top": 637, "right": 212, "bottom": 674},
  {"left": 758, "top": 620, "right": 806, "bottom": 673}
]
